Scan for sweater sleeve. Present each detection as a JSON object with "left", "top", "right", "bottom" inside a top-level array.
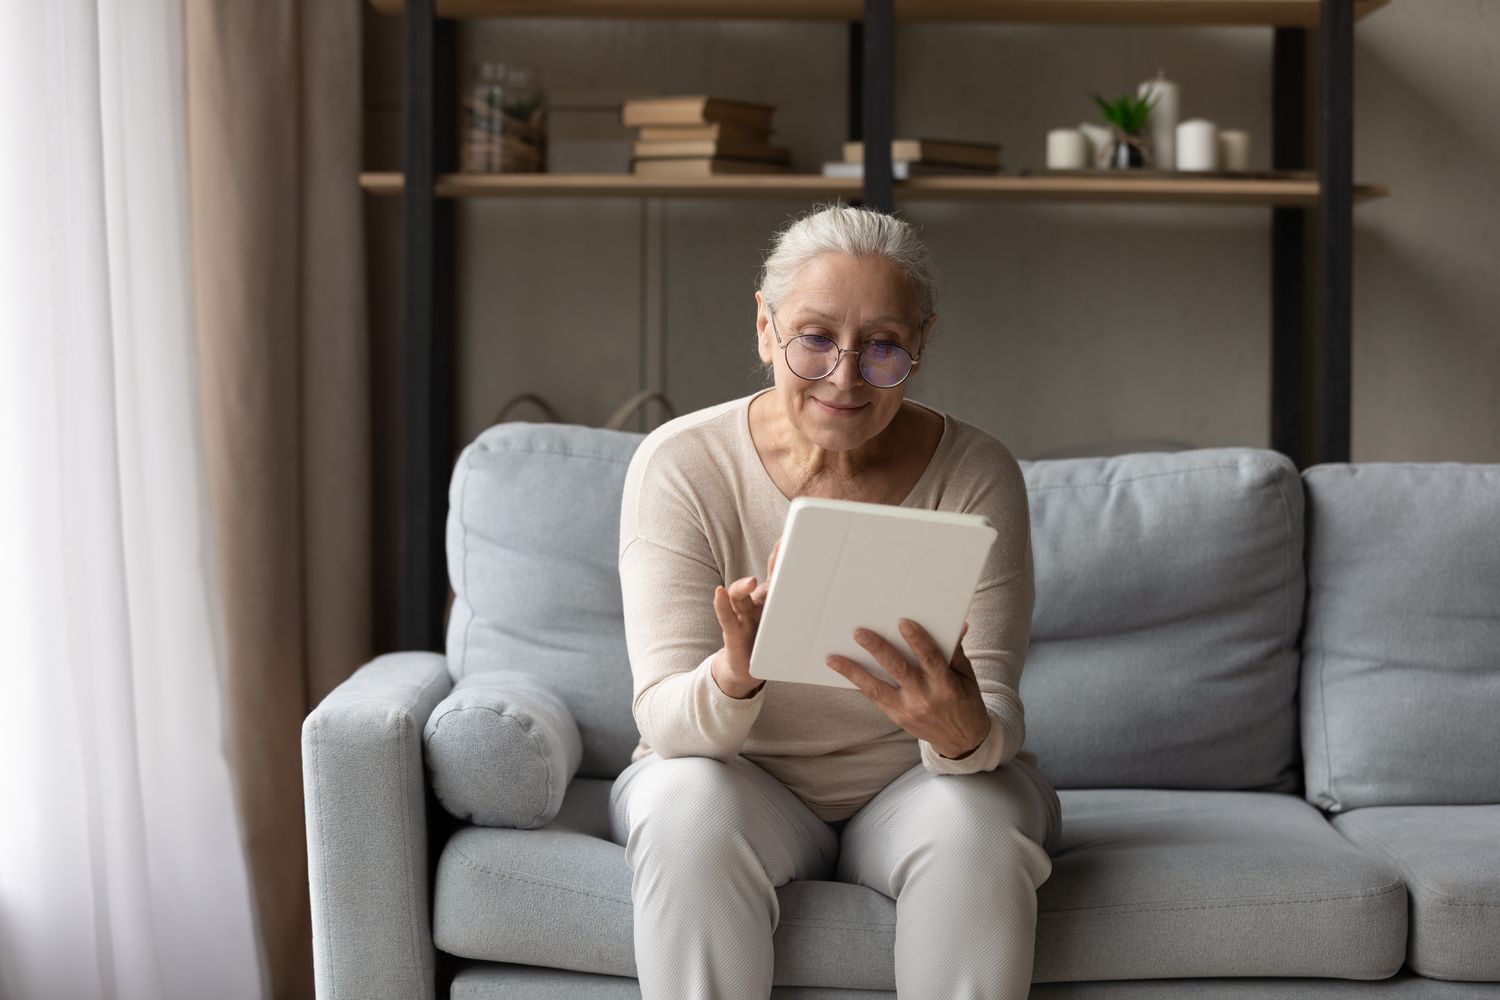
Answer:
[
  {"left": 619, "top": 442, "right": 764, "bottom": 762},
  {"left": 918, "top": 437, "right": 1035, "bottom": 776}
]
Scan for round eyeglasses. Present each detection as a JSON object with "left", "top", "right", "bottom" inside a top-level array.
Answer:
[{"left": 769, "top": 310, "right": 922, "bottom": 389}]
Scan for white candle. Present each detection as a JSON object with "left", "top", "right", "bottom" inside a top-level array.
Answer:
[
  {"left": 1076, "top": 122, "right": 1113, "bottom": 168},
  {"left": 1218, "top": 129, "right": 1251, "bottom": 171},
  {"left": 1046, "top": 128, "right": 1089, "bottom": 169},
  {"left": 1176, "top": 118, "right": 1219, "bottom": 172},
  {"left": 1137, "top": 69, "right": 1180, "bottom": 169}
]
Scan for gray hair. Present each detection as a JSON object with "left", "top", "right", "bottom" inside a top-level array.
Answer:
[{"left": 757, "top": 202, "right": 937, "bottom": 323}]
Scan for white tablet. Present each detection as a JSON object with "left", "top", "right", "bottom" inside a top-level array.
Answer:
[{"left": 747, "top": 497, "right": 997, "bottom": 689}]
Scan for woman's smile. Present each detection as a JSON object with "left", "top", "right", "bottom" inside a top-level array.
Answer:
[{"left": 813, "top": 397, "right": 869, "bottom": 415}]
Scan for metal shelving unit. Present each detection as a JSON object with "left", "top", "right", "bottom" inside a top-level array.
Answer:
[{"left": 374, "top": 0, "right": 1386, "bottom": 650}]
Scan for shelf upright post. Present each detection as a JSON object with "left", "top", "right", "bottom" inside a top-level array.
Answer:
[
  {"left": 398, "top": 0, "right": 457, "bottom": 651},
  {"left": 1270, "top": 26, "right": 1309, "bottom": 469},
  {"left": 1317, "top": 0, "right": 1355, "bottom": 463},
  {"left": 861, "top": 0, "right": 894, "bottom": 213},
  {"left": 848, "top": 21, "right": 863, "bottom": 144}
]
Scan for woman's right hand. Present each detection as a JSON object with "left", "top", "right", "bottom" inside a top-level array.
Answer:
[{"left": 710, "top": 540, "right": 780, "bottom": 699}]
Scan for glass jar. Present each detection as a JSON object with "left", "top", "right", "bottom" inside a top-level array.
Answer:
[{"left": 461, "top": 61, "right": 547, "bottom": 173}]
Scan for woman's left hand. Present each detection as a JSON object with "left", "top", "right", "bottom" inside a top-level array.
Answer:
[{"left": 826, "top": 619, "right": 992, "bottom": 760}]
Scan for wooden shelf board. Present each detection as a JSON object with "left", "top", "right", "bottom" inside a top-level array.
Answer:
[
  {"left": 902, "top": 175, "right": 1390, "bottom": 206},
  {"left": 367, "top": 0, "right": 1388, "bottom": 26},
  {"left": 360, "top": 171, "right": 1389, "bottom": 206},
  {"left": 362, "top": 172, "right": 862, "bottom": 198}
]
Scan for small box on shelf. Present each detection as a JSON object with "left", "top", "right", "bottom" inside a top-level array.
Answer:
[{"left": 841, "top": 137, "right": 1003, "bottom": 172}]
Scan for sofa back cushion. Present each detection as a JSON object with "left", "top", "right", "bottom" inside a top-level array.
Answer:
[
  {"left": 1300, "top": 463, "right": 1500, "bottom": 811},
  {"left": 1017, "top": 448, "right": 1305, "bottom": 792},
  {"left": 447, "top": 423, "right": 645, "bottom": 779}
]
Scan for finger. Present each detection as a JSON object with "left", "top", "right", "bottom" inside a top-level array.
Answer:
[
  {"left": 853, "top": 628, "right": 917, "bottom": 686},
  {"left": 713, "top": 586, "right": 740, "bottom": 633},
  {"left": 767, "top": 538, "right": 782, "bottom": 579},
  {"left": 751, "top": 567, "right": 770, "bottom": 605},
  {"left": 729, "top": 578, "right": 759, "bottom": 619},
  {"left": 959, "top": 620, "right": 970, "bottom": 643},
  {"left": 825, "top": 654, "right": 898, "bottom": 708},
  {"left": 895, "top": 619, "right": 948, "bottom": 676},
  {"left": 711, "top": 587, "right": 747, "bottom": 632}
]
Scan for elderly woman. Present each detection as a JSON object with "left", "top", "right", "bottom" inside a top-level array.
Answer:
[{"left": 609, "top": 203, "right": 1061, "bottom": 1000}]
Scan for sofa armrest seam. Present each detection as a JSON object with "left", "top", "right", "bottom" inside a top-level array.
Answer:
[
  {"left": 309, "top": 715, "right": 338, "bottom": 1000},
  {"left": 399, "top": 708, "right": 425, "bottom": 986}
]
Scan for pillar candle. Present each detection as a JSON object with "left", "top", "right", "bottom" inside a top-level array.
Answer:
[
  {"left": 1046, "top": 128, "right": 1089, "bottom": 169},
  {"left": 1218, "top": 129, "right": 1251, "bottom": 171},
  {"left": 1137, "top": 69, "right": 1180, "bottom": 169},
  {"left": 1176, "top": 118, "right": 1219, "bottom": 172}
]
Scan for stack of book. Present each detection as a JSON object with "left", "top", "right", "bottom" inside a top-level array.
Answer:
[
  {"left": 822, "top": 138, "right": 1004, "bottom": 179},
  {"left": 623, "top": 96, "right": 791, "bottom": 177}
]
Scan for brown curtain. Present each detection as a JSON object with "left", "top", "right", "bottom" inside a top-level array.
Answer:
[{"left": 184, "top": 2, "right": 371, "bottom": 997}]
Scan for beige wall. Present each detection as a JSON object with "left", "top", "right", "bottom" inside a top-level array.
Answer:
[{"left": 363, "top": 3, "right": 1499, "bottom": 645}]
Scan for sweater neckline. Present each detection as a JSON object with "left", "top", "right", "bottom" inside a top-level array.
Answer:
[{"left": 739, "top": 387, "right": 951, "bottom": 509}]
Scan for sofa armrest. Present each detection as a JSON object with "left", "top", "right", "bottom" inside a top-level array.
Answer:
[{"left": 302, "top": 651, "right": 453, "bottom": 1000}]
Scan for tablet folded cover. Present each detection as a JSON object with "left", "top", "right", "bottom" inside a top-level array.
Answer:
[{"left": 748, "top": 497, "right": 997, "bottom": 689}]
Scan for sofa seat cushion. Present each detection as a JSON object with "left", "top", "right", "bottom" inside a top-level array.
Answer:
[
  {"left": 446, "top": 962, "right": 1500, "bottom": 1000},
  {"left": 433, "top": 781, "right": 1408, "bottom": 987},
  {"left": 431, "top": 779, "right": 900, "bottom": 991},
  {"left": 1036, "top": 789, "right": 1407, "bottom": 982},
  {"left": 1332, "top": 805, "right": 1500, "bottom": 982}
]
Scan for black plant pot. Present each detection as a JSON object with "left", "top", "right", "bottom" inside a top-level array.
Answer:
[{"left": 1111, "top": 135, "right": 1147, "bottom": 169}]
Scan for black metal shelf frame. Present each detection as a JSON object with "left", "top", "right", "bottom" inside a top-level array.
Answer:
[{"left": 395, "top": 0, "right": 1360, "bottom": 650}]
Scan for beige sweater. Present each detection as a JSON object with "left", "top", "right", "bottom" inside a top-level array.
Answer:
[{"left": 618, "top": 389, "right": 1038, "bottom": 823}]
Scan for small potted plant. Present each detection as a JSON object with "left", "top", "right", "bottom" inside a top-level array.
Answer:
[{"left": 1091, "top": 91, "right": 1160, "bottom": 168}]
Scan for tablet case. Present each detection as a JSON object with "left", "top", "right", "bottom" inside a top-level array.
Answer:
[{"left": 748, "top": 497, "right": 997, "bottom": 689}]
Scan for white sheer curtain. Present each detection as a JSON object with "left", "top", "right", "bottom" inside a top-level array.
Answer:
[{"left": 0, "top": 1, "right": 266, "bottom": 998}]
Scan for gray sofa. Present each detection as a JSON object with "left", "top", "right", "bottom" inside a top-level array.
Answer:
[{"left": 302, "top": 421, "right": 1500, "bottom": 999}]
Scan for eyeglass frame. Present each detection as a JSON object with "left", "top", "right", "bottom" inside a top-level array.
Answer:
[{"left": 767, "top": 307, "right": 926, "bottom": 389}]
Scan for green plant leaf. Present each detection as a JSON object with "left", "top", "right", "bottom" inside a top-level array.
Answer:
[{"left": 1093, "top": 89, "right": 1161, "bottom": 134}]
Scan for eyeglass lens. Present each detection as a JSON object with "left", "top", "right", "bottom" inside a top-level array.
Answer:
[{"left": 786, "top": 334, "right": 913, "bottom": 388}]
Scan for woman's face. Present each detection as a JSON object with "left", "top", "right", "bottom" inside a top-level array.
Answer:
[{"left": 755, "top": 252, "right": 931, "bottom": 454}]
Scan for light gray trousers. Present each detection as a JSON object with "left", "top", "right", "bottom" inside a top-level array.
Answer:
[{"left": 608, "top": 751, "right": 1063, "bottom": 1000}]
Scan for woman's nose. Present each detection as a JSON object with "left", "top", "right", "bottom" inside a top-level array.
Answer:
[{"left": 828, "top": 348, "right": 863, "bottom": 389}]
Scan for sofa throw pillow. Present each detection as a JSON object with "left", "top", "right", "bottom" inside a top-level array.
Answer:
[
  {"left": 423, "top": 671, "right": 582, "bottom": 829},
  {"left": 1018, "top": 448, "right": 1305, "bottom": 792},
  {"left": 1301, "top": 462, "right": 1500, "bottom": 811},
  {"left": 446, "top": 423, "right": 645, "bottom": 781}
]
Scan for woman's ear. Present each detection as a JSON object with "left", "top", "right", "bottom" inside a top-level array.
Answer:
[{"left": 754, "top": 291, "right": 775, "bottom": 366}]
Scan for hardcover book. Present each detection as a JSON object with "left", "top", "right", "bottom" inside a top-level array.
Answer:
[
  {"left": 631, "top": 157, "right": 791, "bottom": 177},
  {"left": 621, "top": 95, "right": 775, "bottom": 132},
  {"left": 633, "top": 138, "right": 789, "bottom": 163},
  {"left": 636, "top": 122, "right": 770, "bottom": 143}
]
